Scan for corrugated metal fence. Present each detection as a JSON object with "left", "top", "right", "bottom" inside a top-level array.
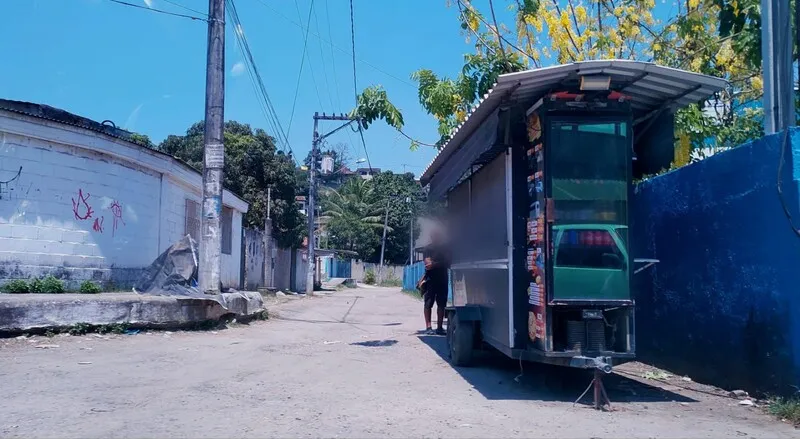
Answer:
[
  {"left": 403, "top": 262, "right": 453, "bottom": 302},
  {"left": 325, "top": 258, "right": 352, "bottom": 279}
]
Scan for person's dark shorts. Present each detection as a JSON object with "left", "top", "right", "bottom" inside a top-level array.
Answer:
[{"left": 423, "top": 282, "right": 448, "bottom": 309}]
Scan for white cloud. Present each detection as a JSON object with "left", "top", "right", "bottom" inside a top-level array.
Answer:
[
  {"left": 231, "top": 62, "right": 245, "bottom": 77},
  {"left": 143, "top": 0, "right": 153, "bottom": 8}
]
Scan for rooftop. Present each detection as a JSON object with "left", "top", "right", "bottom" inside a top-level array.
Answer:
[{"left": 420, "top": 60, "right": 728, "bottom": 186}]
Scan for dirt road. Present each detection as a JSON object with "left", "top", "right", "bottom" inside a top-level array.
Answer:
[{"left": 0, "top": 286, "right": 794, "bottom": 438}]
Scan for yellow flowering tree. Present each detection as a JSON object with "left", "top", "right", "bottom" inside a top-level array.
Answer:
[{"left": 354, "top": 0, "right": 773, "bottom": 159}]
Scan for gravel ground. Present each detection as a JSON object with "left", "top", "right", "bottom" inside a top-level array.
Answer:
[{"left": 0, "top": 286, "right": 795, "bottom": 438}]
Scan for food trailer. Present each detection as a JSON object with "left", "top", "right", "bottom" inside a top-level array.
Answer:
[{"left": 418, "top": 60, "right": 726, "bottom": 409}]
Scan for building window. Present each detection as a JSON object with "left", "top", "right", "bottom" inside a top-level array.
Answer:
[
  {"left": 222, "top": 206, "right": 233, "bottom": 255},
  {"left": 185, "top": 199, "right": 200, "bottom": 242}
]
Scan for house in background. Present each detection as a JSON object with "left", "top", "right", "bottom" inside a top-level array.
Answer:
[
  {"left": 355, "top": 167, "right": 380, "bottom": 180},
  {"left": 0, "top": 99, "right": 248, "bottom": 289}
]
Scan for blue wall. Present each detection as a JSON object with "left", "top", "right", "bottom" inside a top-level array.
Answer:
[{"left": 632, "top": 128, "right": 800, "bottom": 395}]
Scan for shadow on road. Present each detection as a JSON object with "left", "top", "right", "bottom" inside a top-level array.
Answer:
[
  {"left": 350, "top": 339, "right": 398, "bottom": 347},
  {"left": 418, "top": 335, "right": 697, "bottom": 405}
]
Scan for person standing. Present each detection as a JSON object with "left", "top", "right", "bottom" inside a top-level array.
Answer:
[{"left": 423, "top": 231, "right": 450, "bottom": 335}]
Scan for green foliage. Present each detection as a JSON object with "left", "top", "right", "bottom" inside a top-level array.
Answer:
[
  {"left": 364, "top": 269, "right": 376, "bottom": 285},
  {"left": 768, "top": 397, "right": 800, "bottom": 426},
  {"left": 128, "top": 132, "right": 155, "bottom": 149},
  {"left": 319, "top": 171, "right": 427, "bottom": 264},
  {"left": 1, "top": 279, "right": 30, "bottom": 294},
  {"left": 79, "top": 281, "right": 102, "bottom": 294},
  {"left": 350, "top": 85, "right": 404, "bottom": 131},
  {"left": 40, "top": 276, "right": 64, "bottom": 294},
  {"left": 369, "top": 172, "right": 427, "bottom": 264},
  {"left": 157, "top": 121, "right": 304, "bottom": 248},
  {"left": 29, "top": 278, "right": 43, "bottom": 294},
  {"left": 68, "top": 322, "right": 93, "bottom": 336},
  {"left": 320, "top": 178, "right": 385, "bottom": 260},
  {"left": 379, "top": 273, "right": 402, "bottom": 288},
  {"left": 68, "top": 322, "right": 130, "bottom": 336}
]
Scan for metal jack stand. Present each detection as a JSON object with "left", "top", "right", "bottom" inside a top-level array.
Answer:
[{"left": 574, "top": 369, "right": 612, "bottom": 410}]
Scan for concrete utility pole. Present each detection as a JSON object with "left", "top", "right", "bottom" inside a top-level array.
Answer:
[
  {"left": 761, "top": 0, "right": 795, "bottom": 134},
  {"left": 265, "top": 187, "right": 273, "bottom": 289},
  {"left": 306, "top": 115, "right": 319, "bottom": 295},
  {"left": 407, "top": 197, "right": 413, "bottom": 265},
  {"left": 378, "top": 197, "right": 391, "bottom": 284},
  {"left": 306, "top": 113, "right": 360, "bottom": 295},
  {"left": 199, "top": 0, "right": 226, "bottom": 294}
]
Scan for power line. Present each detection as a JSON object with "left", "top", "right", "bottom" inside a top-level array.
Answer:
[
  {"left": 226, "top": 0, "right": 295, "bottom": 161},
  {"left": 252, "top": 0, "right": 414, "bottom": 89},
  {"left": 104, "top": 0, "right": 208, "bottom": 22},
  {"left": 349, "top": 0, "right": 373, "bottom": 172},
  {"left": 286, "top": 0, "right": 316, "bottom": 139},
  {"left": 159, "top": 0, "right": 207, "bottom": 16},
  {"left": 293, "top": 0, "right": 325, "bottom": 110},
  {"left": 313, "top": 2, "right": 336, "bottom": 110},
  {"left": 324, "top": 0, "right": 358, "bottom": 154},
  {"left": 324, "top": 0, "right": 344, "bottom": 110}
]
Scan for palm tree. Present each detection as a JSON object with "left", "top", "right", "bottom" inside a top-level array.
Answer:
[{"left": 319, "top": 178, "right": 391, "bottom": 257}]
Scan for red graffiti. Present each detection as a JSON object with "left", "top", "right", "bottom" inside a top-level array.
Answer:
[
  {"left": 92, "top": 216, "right": 104, "bottom": 233},
  {"left": 71, "top": 189, "right": 93, "bottom": 220},
  {"left": 110, "top": 200, "right": 125, "bottom": 236}
]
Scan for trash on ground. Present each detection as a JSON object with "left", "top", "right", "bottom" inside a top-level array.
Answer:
[
  {"left": 730, "top": 390, "right": 749, "bottom": 399},
  {"left": 681, "top": 376, "right": 692, "bottom": 382},
  {"left": 642, "top": 371, "right": 671, "bottom": 380},
  {"left": 124, "top": 329, "right": 140, "bottom": 335},
  {"left": 739, "top": 399, "right": 755, "bottom": 406},
  {"left": 77, "top": 361, "right": 92, "bottom": 365},
  {"left": 35, "top": 344, "right": 59, "bottom": 349},
  {"left": 323, "top": 340, "right": 342, "bottom": 345}
]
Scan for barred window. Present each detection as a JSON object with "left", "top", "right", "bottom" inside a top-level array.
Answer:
[
  {"left": 185, "top": 199, "right": 200, "bottom": 242},
  {"left": 221, "top": 206, "right": 233, "bottom": 255}
]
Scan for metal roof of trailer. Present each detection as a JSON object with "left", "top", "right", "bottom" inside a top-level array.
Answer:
[{"left": 419, "top": 60, "right": 728, "bottom": 186}]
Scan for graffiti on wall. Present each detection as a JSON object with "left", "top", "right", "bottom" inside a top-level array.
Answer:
[
  {"left": 71, "top": 189, "right": 125, "bottom": 237},
  {"left": 109, "top": 200, "right": 125, "bottom": 236},
  {"left": 71, "top": 189, "right": 94, "bottom": 220}
]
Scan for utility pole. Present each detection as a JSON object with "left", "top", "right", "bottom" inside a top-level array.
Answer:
[
  {"left": 265, "top": 186, "right": 273, "bottom": 289},
  {"left": 199, "top": 0, "right": 226, "bottom": 294},
  {"left": 306, "top": 112, "right": 358, "bottom": 295},
  {"left": 378, "top": 197, "right": 391, "bottom": 284},
  {"left": 266, "top": 187, "right": 271, "bottom": 220},
  {"left": 407, "top": 197, "right": 413, "bottom": 265},
  {"left": 306, "top": 114, "right": 319, "bottom": 295},
  {"left": 761, "top": 0, "right": 795, "bottom": 134}
]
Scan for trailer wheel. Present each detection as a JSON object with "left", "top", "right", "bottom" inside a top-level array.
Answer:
[{"left": 448, "top": 313, "right": 475, "bottom": 367}]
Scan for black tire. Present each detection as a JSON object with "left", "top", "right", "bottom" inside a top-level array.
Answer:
[{"left": 448, "top": 314, "right": 475, "bottom": 367}]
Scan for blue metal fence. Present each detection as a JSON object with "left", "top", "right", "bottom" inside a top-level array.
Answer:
[
  {"left": 402, "top": 262, "right": 425, "bottom": 291},
  {"left": 402, "top": 262, "right": 453, "bottom": 302},
  {"left": 325, "top": 258, "right": 352, "bottom": 279}
]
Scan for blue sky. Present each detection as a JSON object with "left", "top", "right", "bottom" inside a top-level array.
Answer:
[{"left": 0, "top": 0, "right": 512, "bottom": 176}]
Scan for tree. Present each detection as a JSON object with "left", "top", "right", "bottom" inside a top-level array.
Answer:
[
  {"left": 128, "top": 132, "right": 155, "bottom": 149},
  {"left": 319, "top": 178, "right": 386, "bottom": 259},
  {"left": 369, "top": 171, "right": 427, "bottom": 265},
  {"left": 354, "top": 0, "right": 774, "bottom": 164},
  {"left": 157, "top": 121, "right": 304, "bottom": 248}
]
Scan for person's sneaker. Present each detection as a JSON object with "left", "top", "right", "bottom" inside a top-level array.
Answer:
[
  {"left": 435, "top": 328, "right": 446, "bottom": 336},
  {"left": 425, "top": 328, "right": 436, "bottom": 335}
]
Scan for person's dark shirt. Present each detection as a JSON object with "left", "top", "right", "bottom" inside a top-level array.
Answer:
[{"left": 425, "top": 244, "right": 450, "bottom": 287}]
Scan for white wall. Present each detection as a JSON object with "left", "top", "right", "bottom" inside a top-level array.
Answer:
[{"left": 0, "top": 111, "right": 248, "bottom": 289}]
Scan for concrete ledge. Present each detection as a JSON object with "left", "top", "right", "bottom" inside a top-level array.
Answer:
[{"left": 0, "top": 292, "right": 265, "bottom": 334}]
